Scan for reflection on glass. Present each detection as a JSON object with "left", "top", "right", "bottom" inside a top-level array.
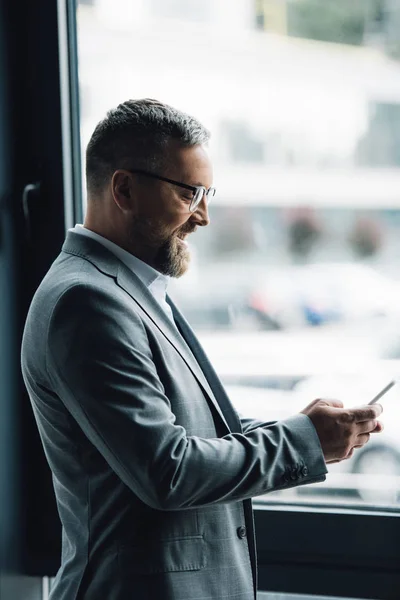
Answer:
[{"left": 77, "top": 0, "right": 400, "bottom": 510}]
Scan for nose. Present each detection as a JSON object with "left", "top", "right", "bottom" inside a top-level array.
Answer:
[{"left": 191, "top": 195, "right": 210, "bottom": 227}]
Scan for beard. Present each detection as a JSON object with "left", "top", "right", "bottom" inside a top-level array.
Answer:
[
  {"left": 129, "top": 216, "right": 192, "bottom": 278},
  {"left": 155, "top": 234, "right": 191, "bottom": 278}
]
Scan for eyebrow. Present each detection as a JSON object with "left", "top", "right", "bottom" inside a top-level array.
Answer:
[
  {"left": 173, "top": 173, "right": 208, "bottom": 188},
  {"left": 178, "top": 178, "right": 209, "bottom": 187},
  {"left": 174, "top": 181, "right": 207, "bottom": 189}
]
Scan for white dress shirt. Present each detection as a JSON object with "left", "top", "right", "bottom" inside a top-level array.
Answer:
[{"left": 70, "top": 224, "right": 175, "bottom": 323}]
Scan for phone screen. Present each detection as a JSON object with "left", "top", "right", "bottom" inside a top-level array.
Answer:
[{"left": 368, "top": 380, "right": 397, "bottom": 405}]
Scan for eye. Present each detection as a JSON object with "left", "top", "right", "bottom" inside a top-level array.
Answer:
[{"left": 181, "top": 193, "right": 193, "bottom": 202}]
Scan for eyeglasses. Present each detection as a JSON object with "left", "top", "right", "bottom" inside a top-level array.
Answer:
[{"left": 128, "top": 169, "right": 216, "bottom": 212}]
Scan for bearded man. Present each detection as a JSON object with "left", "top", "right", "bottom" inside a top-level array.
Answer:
[{"left": 21, "top": 99, "right": 383, "bottom": 600}]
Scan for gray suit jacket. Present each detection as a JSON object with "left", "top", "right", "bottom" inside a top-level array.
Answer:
[{"left": 21, "top": 231, "right": 327, "bottom": 600}]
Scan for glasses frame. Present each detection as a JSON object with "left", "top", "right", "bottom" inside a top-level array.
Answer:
[{"left": 127, "top": 168, "right": 216, "bottom": 212}]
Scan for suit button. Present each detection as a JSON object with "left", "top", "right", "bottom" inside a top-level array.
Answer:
[
  {"left": 290, "top": 468, "right": 298, "bottom": 480},
  {"left": 302, "top": 466, "right": 309, "bottom": 477},
  {"left": 237, "top": 526, "right": 247, "bottom": 539}
]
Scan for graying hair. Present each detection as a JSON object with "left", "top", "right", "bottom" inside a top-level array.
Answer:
[{"left": 86, "top": 98, "right": 210, "bottom": 194}]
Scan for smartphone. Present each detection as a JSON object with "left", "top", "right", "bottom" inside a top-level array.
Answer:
[{"left": 368, "top": 380, "right": 398, "bottom": 405}]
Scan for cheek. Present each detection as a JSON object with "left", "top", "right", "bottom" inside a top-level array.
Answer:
[
  {"left": 163, "top": 190, "right": 192, "bottom": 223},
  {"left": 165, "top": 209, "right": 191, "bottom": 233},
  {"left": 154, "top": 215, "right": 189, "bottom": 242},
  {"left": 143, "top": 190, "right": 191, "bottom": 233}
]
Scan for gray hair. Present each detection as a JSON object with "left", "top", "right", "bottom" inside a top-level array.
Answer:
[{"left": 86, "top": 98, "right": 210, "bottom": 194}]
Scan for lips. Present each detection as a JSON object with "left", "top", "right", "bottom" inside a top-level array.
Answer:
[
  {"left": 176, "top": 227, "right": 196, "bottom": 247},
  {"left": 177, "top": 226, "right": 196, "bottom": 239},
  {"left": 177, "top": 232, "right": 191, "bottom": 242}
]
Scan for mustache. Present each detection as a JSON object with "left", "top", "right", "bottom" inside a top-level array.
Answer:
[{"left": 176, "top": 225, "right": 197, "bottom": 237}]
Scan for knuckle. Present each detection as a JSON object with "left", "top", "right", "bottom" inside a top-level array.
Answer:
[
  {"left": 343, "top": 426, "right": 353, "bottom": 442},
  {"left": 340, "top": 442, "right": 353, "bottom": 458},
  {"left": 342, "top": 447, "right": 353, "bottom": 460},
  {"left": 341, "top": 411, "right": 355, "bottom": 424}
]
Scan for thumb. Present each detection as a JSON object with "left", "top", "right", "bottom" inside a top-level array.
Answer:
[
  {"left": 301, "top": 397, "right": 344, "bottom": 415},
  {"left": 319, "top": 398, "right": 344, "bottom": 409}
]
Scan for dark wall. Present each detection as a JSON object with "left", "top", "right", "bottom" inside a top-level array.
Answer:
[
  {"left": 0, "top": 0, "right": 19, "bottom": 571},
  {"left": 0, "top": 0, "right": 79, "bottom": 576}
]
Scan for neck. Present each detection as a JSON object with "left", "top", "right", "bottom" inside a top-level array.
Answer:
[{"left": 83, "top": 221, "right": 160, "bottom": 271}]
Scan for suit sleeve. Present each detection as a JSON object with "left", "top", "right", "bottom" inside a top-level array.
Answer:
[
  {"left": 47, "top": 284, "right": 327, "bottom": 511},
  {"left": 240, "top": 416, "right": 277, "bottom": 433}
]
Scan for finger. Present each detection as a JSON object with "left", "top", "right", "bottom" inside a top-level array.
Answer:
[
  {"left": 354, "top": 433, "right": 370, "bottom": 447},
  {"left": 301, "top": 398, "right": 320, "bottom": 412},
  {"left": 371, "top": 421, "right": 384, "bottom": 433},
  {"left": 317, "top": 398, "right": 344, "bottom": 409},
  {"left": 351, "top": 405, "right": 383, "bottom": 423},
  {"left": 301, "top": 397, "right": 343, "bottom": 414},
  {"left": 357, "top": 420, "right": 379, "bottom": 435}
]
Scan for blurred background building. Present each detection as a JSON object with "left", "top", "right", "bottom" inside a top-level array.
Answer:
[{"left": 77, "top": 0, "right": 400, "bottom": 321}]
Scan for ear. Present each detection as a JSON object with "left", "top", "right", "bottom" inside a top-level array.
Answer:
[{"left": 111, "top": 170, "right": 138, "bottom": 214}]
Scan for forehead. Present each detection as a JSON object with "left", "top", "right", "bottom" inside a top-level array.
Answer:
[{"left": 164, "top": 141, "right": 213, "bottom": 187}]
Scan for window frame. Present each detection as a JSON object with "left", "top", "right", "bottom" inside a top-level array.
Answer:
[
  {"left": 255, "top": 502, "right": 400, "bottom": 598},
  {"left": 2, "top": 0, "right": 82, "bottom": 575}
]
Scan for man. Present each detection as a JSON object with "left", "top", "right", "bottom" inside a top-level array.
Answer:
[{"left": 21, "top": 99, "right": 383, "bottom": 600}]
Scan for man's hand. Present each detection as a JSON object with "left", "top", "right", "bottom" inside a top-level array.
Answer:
[{"left": 301, "top": 399, "right": 384, "bottom": 464}]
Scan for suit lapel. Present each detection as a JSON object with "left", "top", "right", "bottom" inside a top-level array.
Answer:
[
  {"left": 116, "top": 265, "right": 234, "bottom": 433},
  {"left": 62, "top": 232, "right": 236, "bottom": 434}
]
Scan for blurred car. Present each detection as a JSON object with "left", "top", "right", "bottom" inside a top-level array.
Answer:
[
  {"left": 171, "top": 261, "right": 400, "bottom": 332},
  {"left": 245, "top": 263, "right": 400, "bottom": 330},
  {"left": 198, "top": 326, "right": 381, "bottom": 385},
  {"left": 169, "top": 256, "right": 287, "bottom": 331}
]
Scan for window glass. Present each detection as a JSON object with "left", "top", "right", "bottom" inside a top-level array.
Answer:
[
  {"left": 149, "top": 0, "right": 212, "bottom": 22},
  {"left": 76, "top": 0, "right": 400, "bottom": 510}
]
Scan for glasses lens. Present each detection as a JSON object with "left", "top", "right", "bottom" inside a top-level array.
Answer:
[
  {"left": 207, "top": 187, "right": 216, "bottom": 203},
  {"left": 190, "top": 187, "right": 204, "bottom": 211}
]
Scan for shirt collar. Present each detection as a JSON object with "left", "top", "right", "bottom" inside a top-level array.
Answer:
[{"left": 70, "top": 224, "right": 170, "bottom": 292}]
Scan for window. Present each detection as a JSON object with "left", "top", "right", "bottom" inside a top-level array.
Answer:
[
  {"left": 149, "top": 0, "right": 212, "bottom": 23},
  {"left": 356, "top": 102, "right": 400, "bottom": 167},
  {"left": 221, "top": 120, "right": 265, "bottom": 163},
  {"left": 254, "top": 0, "right": 288, "bottom": 34},
  {"left": 76, "top": 0, "right": 400, "bottom": 596}
]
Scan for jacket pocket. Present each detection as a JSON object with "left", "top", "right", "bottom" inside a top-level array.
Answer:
[{"left": 118, "top": 535, "right": 206, "bottom": 575}]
